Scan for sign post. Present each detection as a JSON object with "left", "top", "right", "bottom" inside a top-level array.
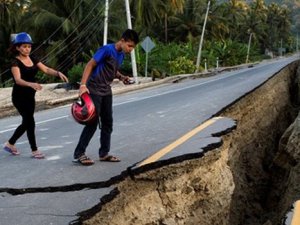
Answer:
[{"left": 141, "top": 36, "right": 155, "bottom": 77}]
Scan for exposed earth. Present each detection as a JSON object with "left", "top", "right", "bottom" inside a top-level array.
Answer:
[{"left": 82, "top": 62, "right": 300, "bottom": 225}]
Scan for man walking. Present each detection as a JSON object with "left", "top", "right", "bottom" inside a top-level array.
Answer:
[{"left": 73, "top": 29, "right": 139, "bottom": 166}]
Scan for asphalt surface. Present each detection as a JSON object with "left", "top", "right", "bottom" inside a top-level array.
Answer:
[{"left": 0, "top": 56, "right": 298, "bottom": 225}]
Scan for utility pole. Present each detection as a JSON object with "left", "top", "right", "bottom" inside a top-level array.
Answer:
[
  {"left": 195, "top": 0, "right": 210, "bottom": 73},
  {"left": 280, "top": 38, "right": 283, "bottom": 57},
  {"left": 246, "top": 32, "right": 252, "bottom": 64},
  {"left": 103, "top": 0, "right": 109, "bottom": 45},
  {"left": 124, "top": 0, "right": 138, "bottom": 83},
  {"left": 297, "top": 33, "right": 299, "bottom": 53}
]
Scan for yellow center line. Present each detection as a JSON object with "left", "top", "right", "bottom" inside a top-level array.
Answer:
[
  {"left": 292, "top": 200, "right": 300, "bottom": 225},
  {"left": 138, "top": 117, "right": 224, "bottom": 167}
]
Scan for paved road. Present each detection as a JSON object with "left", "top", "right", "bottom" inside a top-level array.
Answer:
[{"left": 0, "top": 56, "right": 297, "bottom": 225}]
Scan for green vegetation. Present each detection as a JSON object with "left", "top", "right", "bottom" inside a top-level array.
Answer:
[
  {"left": 68, "top": 63, "right": 86, "bottom": 84},
  {"left": 0, "top": 0, "right": 297, "bottom": 86}
]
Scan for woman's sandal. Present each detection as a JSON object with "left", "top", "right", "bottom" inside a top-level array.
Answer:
[
  {"left": 73, "top": 155, "right": 94, "bottom": 166},
  {"left": 31, "top": 150, "right": 45, "bottom": 159},
  {"left": 3, "top": 144, "right": 20, "bottom": 156},
  {"left": 99, "top": 155, "right": 120, "bottom": 162}
]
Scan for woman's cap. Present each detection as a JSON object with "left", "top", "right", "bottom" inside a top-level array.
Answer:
[{"left": 13, "top": 32, "right": 33, "bottom": 45}]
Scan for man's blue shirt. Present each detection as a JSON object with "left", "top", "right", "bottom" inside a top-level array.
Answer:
[{"left": 88, "top": 44, "right": 125, "bottom": 96}]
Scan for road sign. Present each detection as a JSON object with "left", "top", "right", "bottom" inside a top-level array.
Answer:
[
  {"left": 141, "top": 36, "right": 155, "bottom": 53},
  {"left": 141, "top": 36, "right": 155, "bottom": 77}
]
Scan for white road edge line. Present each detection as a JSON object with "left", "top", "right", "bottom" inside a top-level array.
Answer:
[
  {"left": 115, "top": 60, "right": 291, "bottom": 106},
  {"left": 0, "top": 115, "right": 68, "bottom": 134}
]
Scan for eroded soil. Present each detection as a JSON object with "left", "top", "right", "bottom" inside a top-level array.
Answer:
[{"left": 82, "top": 61, "right": 300, "bottom": 225}]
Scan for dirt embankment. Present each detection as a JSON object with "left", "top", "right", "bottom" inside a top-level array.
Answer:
[
  {"left": 222, "top": 62, "right": 299, "bottom": 225},
  {"left": 82, "top": 61, "right": 300, "bottom": 225}
]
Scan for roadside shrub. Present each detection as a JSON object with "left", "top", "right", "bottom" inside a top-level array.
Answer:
[
  {"left": 68, "top": 63, "right": 85, "bottom": 84},
  {"left": 122, "top": 39, "right": 262, "bottom": 76},
  {"left": 136, "top": 40, "right": 197, "bottom": 76},
  {"left": 2, "top": 78, "right": 14, "bottom": 87},
  {"left": 168, "top": 56, "right": 196, "bottom": 75},
  {"left": 120, "top": 54, "right": 134, "bottom": 75},
  {"left": 36, "top": 71, "right": 57, "bottom": 84}
]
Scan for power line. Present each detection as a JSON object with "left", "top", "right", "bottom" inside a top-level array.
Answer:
[
  {"left": 50, "top": 0, "right": 118, "bottom": 72},
  {"left": 0, "top": 0, "right": 113, "bottom": 78},
  {"left": 55, "top": 14, "right": 106, "bottom": 71},
  {"left": 38, "top": 0, "right": 105, "bottom": 64},
  {"left": 31, "top": 0, "right": 87, "bottom": 55},
  {"left": 1, "top": 0, "right": 88, "bottom": 79},
  {"left": 49, "top": 0, "right": 121, "bottom": 71}
]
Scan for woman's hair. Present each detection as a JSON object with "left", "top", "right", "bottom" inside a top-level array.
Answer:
[{"left": 8, "top": 44, "right": 20, "bottom": 56}]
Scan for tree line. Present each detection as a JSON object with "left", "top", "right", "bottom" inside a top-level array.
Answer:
[{"left": 0, "top": 0, "right": 296, "bottom": 85}]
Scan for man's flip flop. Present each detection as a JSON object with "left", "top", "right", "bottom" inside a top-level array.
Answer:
[
  {"left": 3, "top": 145, "right": 20, "bottom": 155},
  {"left": 99, "top": 155, "right": 120, "bottom": 162},
  {"left": 72, "top": 155, "right": 94, "bottom": 166}
]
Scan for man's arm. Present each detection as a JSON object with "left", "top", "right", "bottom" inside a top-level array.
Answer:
[
  {"left": 79, "top": 58, "right": 97, "bottom": 95},
  {"left": 116, "top": 71, "right": 134, "bottom": 84},
  {"left": 115, "top": 71, "right": 126, "bottom": 81}
]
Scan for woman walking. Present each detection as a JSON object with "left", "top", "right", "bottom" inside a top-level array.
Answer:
[{"left": 3, "top": 32, "right": 68, "bottom": 159}]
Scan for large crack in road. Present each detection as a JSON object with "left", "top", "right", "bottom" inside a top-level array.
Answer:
[
  {"left": 82, "top": 61, "right": 300, "bottom": 225},
  {"left": 1, "top": 60, "right": 299, "bottom": 225}
]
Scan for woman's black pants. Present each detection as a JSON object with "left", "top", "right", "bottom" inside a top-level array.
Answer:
[{"left": 9, "top": 97, "right": 37, "bottom": 151}]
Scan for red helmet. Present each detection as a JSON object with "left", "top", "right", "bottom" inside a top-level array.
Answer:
[{"left": 71, "top": 93, "right": 96, "bottom": 125}]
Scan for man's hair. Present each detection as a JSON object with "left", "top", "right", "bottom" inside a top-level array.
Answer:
[{"left": 121, "top": 29, "right": 139, "bottom": 44}]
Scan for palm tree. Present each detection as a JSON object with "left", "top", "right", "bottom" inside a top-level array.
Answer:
[
  {"left": 206, "top": 1, "right": 230, "bottom": 42},
  {"left": 128, "top": 0, "right": 186, "bottom": 42},
  {"left": 163, "top": 0, "right": 185, "bottom": 42},
  {"left": 20, "top": 0, "right": 105, "bottom": 72},
  {"left": 130, "top": 0, "right": 166, "bottom": 36},
  {"left": 0, "top": 0, "right": 30, "bottom": 86},
  {"left": 240, "top": 0, "right": 267, "bottom": 53},
  {"left": 106, "top": 0, "right": 128, "bottom": 40},
  {"left": 167, "top": 0, "right": 204, "bottom": 42},
  {"left": 265, "top": 3, "right": 291, "bottom": 52},
  {"left": 222, "top": 0, "right": 248, "bottom": 40}
]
